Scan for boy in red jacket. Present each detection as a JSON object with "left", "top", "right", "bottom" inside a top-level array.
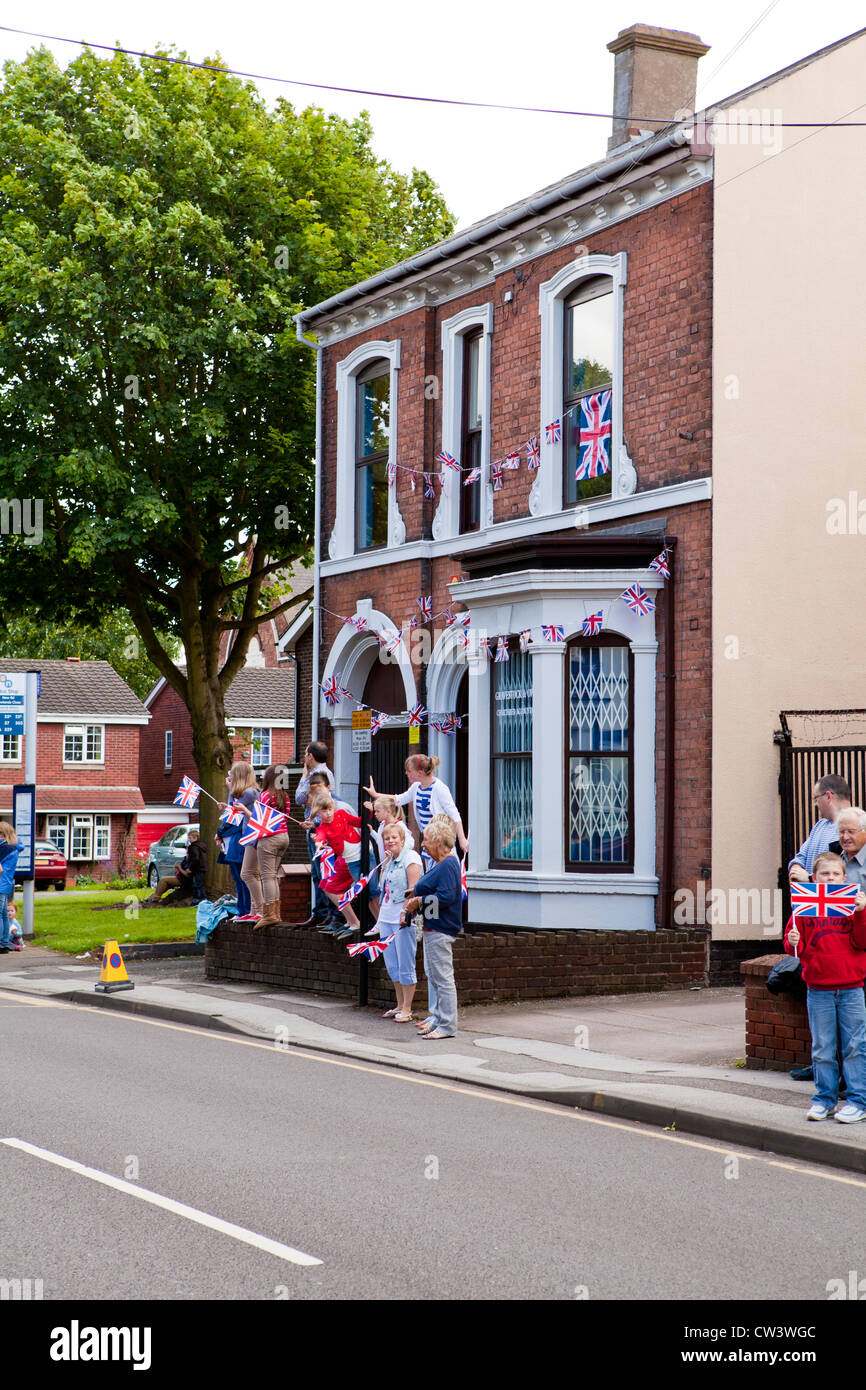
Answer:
[{"left": 785, "top": 851, "right": 866, "bottom": 1122}]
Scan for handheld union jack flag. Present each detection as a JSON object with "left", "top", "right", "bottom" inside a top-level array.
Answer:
[
  {"left": 223, "top": 802, "right": 247, "bottom": 827},
  {"left": 491, "top": 459, "right": 503, "bottom": 491},
  {"left": 495, "top": 636, "right": 510, "bottom": 663},
  {"left": 790, "top": 883, "right": 860, "bottom": 919},
  {"left": 620, "top": 585, "right": 655, "bottom": 616},
  {"left": 463, "top": 468, "right": 481, "bottom": 486},
  {"left": 519, "top": 629, "right": 533, "bottom": 653},
  {"left": 424, "top": 473, "right": 435, "bottom": 498},
  {"left": 347, "top": 934, "right": 395, "bottom": 961},
  {"left": 576, "top": 389, "right": 612, "bottom": 480},
  {"left": 174, "top": 776, "right": 201, "bottom": 808},
  {"left": 417, "top": 595, "right": 432, "bottom": 621},
  {"left": 649, "top": 551, "right": 671, "bottom": 579},
  {"left": 545, "top": 419, "right": 561, "bottom": 445},
  {"left": 338, "top": 868, "right": 381, "bottom": 910},
  {"left": 541, "top": 624, "right": 565, "bottom": 643},
  {"left": 315, "top": 844, "right": 337, "bottom": 878},
  {"left": 461, "top": 855, "right": 468, "bottom": 902},
  {"left": 239, "top": 801, "right": 288, "bottom": 845},
  {"left": 582, "top": 610, "right": 604, "bottom": 636},
  {"left": 407, "top": 702, "right": 427, "bottom": 727},
  {"left": 503, "top": 452, "right": 521, "bottom": 471},
  {"left": 526, "top": 436, "right": 540, "bottom": 470}
]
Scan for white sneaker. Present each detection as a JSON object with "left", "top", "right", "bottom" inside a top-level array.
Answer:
[
  {"left": 364, "top": 926, "right": 381, "bottom": 938},
  {"left": 835, "top": 1103, "right": 866, "bottom": 1124},
  {"left": 806, "top": 1103, "right": 833, "bottom": 1121}
]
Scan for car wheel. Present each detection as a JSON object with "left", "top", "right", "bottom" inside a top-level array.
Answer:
[
  {"left": 148, "top": 865, "right": 159, "bottom": 889},
  {"left": 55, "top": 881, "right": 66, "bottom": 892}
]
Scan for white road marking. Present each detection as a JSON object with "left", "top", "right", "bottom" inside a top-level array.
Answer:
[{"left": 0, "top": 1138, "right": 322, "bottom": 1267}]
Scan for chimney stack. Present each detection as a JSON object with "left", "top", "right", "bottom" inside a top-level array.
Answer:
[{"left": 607, "top": 24, "right": 709, "bottom": 152}]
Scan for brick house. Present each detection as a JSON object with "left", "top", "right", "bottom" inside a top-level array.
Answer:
[
  {"left": 295, "top": 23, "right": 714, "bottom": 966},
  {"left": 0, "top": 657, "right": 149, "bottom": 880}
]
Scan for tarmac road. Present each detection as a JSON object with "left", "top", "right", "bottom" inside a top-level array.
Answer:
[{"left": 2, "top": 991, "right": 865, "bottom": 1302}]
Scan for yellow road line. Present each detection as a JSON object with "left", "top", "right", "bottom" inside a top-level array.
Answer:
[{"left": 3, "top": 987, "right": 864, "bottom": 1191}]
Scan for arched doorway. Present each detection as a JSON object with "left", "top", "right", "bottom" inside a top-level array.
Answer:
[{"left": 363, "top": 660, "right": 409, "bottom": 799}]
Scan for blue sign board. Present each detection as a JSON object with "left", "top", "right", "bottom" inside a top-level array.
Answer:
[
  {"left": 13, "top": 783, "right": 35, "bottom": 880},
  {"left": 0, "top": 673, "right": 25, "bottom": 736}
]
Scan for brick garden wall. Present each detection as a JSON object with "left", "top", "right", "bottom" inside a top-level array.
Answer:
[
  {"left": 742, "top": 955, "right": 810, "bottom": 1070},
  {"left": 206, "top": 919, "right": 710, "bottom": 1008}
]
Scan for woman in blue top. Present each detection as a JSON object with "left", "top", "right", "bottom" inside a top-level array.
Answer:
[
  {"left": 217, "top": 777, "right": 251, "bottom": 918},
  {"left": 0, "top": 821, "right": 21, "bottom": 953},
  {"left": 401, "top": 814, "right": 462, "bottom": 1039}
]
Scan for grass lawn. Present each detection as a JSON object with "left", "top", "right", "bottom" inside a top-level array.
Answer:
[{"left": 20, "top": 890, "right": 197, "bottom": 955}]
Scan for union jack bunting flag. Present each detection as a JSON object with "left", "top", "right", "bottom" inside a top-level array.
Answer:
[
  {"left": 430, "top": 719, "right": 443, "bottom": 734},
  {"left": 343, "top": 615, "right": 368, "bottom": 632},
  {"left": 383, "top": 633, "right": 402, "bottom": 655},
  {"left": 452, "top": 715, "right": 463, "bottom": 729},
  {"left": 649, "top": 551, "right": 671, "bottom": 579},
  {"left": 479, "top": 636, "right": 493, "bottom": 659},
  {"left": 441, "top": 609, "right": 454, "bottom": 627},
  {"left": 526, "top": 436, "right": 540, "bottom": 470},
  {"left": 519, "top": 629, "right": 533, "bottom": 653},
  {"left": 458, "top": 630, "right": 470, "bottom": 650},
  {"left": 409, "top": 471, "right": 417, "bottom": 492},
  {"left": 491, "top": 459, "right": 503, "bottom": 491},
  {"left": 437, "top": 450, "right": 460, "bottom": 472},
  {"left": 620, "top": 585, "right": 655, "bottom": 616},
  {"left": 439, "top": 715, "right": 456, "bottom": 735},
  {"left": 371, "top": 712, "right": 390, "bottom": 735},
  {"left": 239, "top": 801, "right": 288, "bottom": 845},
  {"left": 545, "top": 419, "right": 561, "bottom": 445},
  {"left": 582, "top": 610, "right": 604, "bottom": 636},
  {"left": 173, "top": 775, "right": 201, "bottom": 808},
  {"left": 424, "top": 473, "right": 435, "bottom": 498},
  {"left": 503, "top": 452, "right": 521, "bottom": 471},
  {"left": 456, "top": 612, "right": 471, "bottom": 628},
  {"left": 494, "top": 636, "right": 510, "bottom": 663},
  {"left": 321, "top": 676, "right": 344, "bottom": 707},
  {"left": 417, "top": 595, "right": 432, "bottom": 621},
  {"left": 338, "top": 876, "right": 369, "bottom": 910},
  {"left": 347, "top": 934, "right": 395, "bottom": 961},
  {"left": 407, "top": 615, "right": 420, "bottom": 630},
  {"left": 541, "top": 624, "right": 565, "bottom": 643},
  {"left": 576, "top": 388, "right": 612, "bottom": 480},
  {"left": 463, "top": 468, "right": 481, "bottom": 486},
  {"left": 407, "top": 702, "right": 427, "bottom": 727},
  {"left": 387, "top": 461, "right": 397, "bottom": 487},
  {"left": 790, "top": 883, "right": 860, "bottom": 919}
]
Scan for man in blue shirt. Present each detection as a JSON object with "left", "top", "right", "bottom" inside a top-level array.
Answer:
[{"left": 788, "top": 775, "right": 851, "bottom": 883}]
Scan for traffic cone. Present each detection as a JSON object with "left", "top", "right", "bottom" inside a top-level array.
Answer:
[{"left": 95, "top": 939, "right": 134, "bottom": 993}]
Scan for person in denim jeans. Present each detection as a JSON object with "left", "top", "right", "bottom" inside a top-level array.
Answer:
[
  {"left": 784, "top": 851, "right": 866, "bottom": 1123},
  {"left": 0, "top": 821, "right": 21, "bottom": 954}
]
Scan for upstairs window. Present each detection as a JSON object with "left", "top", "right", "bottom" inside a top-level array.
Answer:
[
  {"left": 0, "top": 734, "right": 21, "bottom": 762},
  {"left": 164, "top": 730, "right": 173, "bottom": 768},
  {"left": 64, "top": 724, "right": 104, "bottom": 763},
  {"left": 459, "top": 330, "right": 482, "bottom": 535},
  {"left": 355, "top": 359, "right": 390, "bottom": 552},
  {"left": 563, "top": 277, "right": 614, "bottom": 506}
]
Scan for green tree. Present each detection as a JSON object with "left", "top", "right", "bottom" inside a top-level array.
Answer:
[
  {"left": 0, "top": 610, "right": 180, "bottom": 700},
  {"left": 0, "top": 46, "right": 454, "bottom": 874}
]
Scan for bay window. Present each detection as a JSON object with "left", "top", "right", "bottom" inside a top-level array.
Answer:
[
  {"left": 491, "top": 643, "right": 533, "bottom": 865},
  {"left": 566, "top": 636, "right": 633, "bottom": 869}
]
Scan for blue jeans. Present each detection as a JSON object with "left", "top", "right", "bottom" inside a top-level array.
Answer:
[
  {"left": 0, "top": 893, "right": 9, "bottom": 949},
  {"left": 228, "top": 861, "right": 250, "bottom": 917},
  {"left": 807, "top": 987, "right": 866, "bottom": 1109},
  {"left": 422, "top": 929, "right": 458, "bottom": 1036}
]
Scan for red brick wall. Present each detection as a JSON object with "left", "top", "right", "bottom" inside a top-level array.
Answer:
[
  {"left": 206, "top": 924, "right": 710, "bottom": 1007},
  {"left": 743, "top": 956, "right": 811, "bottom": 1070},
  {"left": 11, "top": 723, "right": 142, "bottom": 788}
]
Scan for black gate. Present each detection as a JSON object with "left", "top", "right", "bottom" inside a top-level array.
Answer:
[
  {"left": 369, "top": 727, "right": 410, "bottom": 795},
  {"left": 778, "top": 742, "right": 866, "bottom": 904}
]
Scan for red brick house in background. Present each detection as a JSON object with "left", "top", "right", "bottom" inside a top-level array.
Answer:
[
  {"left": 295, "top": 24, "right": 714, "bottom": 980},
  {"left": 137, "top": 575, "right": 314, "bottom": 851},
  {"left": 0, "top": 657, "right": 149, "bottom": 880}
]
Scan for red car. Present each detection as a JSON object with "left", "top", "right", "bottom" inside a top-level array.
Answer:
[{"left": 33, "top": 838, "right": 68, "bottom": 891}]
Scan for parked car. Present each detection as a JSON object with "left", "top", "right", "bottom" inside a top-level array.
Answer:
[
  {"left": 30, "top": 838, "right": 68, "bottom": 890},
  {"left": 145, "top": 825, "right": 200, "bottom": 889}
]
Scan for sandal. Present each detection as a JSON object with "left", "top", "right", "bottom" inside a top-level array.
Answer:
[
  {"left": 422, "top": 1029, "right": 452, "bottom": 1040},
  {"left": 393, "top": 1012, "right": 415, "bottom": 1022},
  {"left": 381, "top": 1007, "right": 399, "bottom": 1018}
]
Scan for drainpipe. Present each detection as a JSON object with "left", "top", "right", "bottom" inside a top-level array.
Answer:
[{"left": 295, "top": 316, "right": 323, "bottom": 742}]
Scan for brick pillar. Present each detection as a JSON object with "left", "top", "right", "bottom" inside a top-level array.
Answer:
[
  {"left": 742, "top": 955, "right": 811, "bottom": 1070},
  {"left": 278, "top": 865, "right": 313, "bottom": 923}
]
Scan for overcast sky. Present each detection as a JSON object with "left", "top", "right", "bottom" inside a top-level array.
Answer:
[{"left": 1, "top": 2, "right": 863, "bottom": 228}]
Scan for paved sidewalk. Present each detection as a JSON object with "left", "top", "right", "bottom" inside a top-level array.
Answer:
[{"left": 2, "top": 949, "right": 863, "bottom": 1174}]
